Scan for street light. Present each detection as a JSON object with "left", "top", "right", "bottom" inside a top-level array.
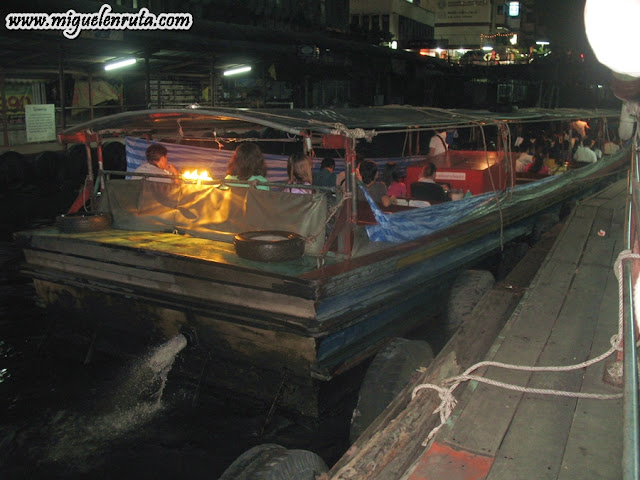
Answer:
[
  {"left": 104, "top": 58, "right": 137, "bottom": 71},
  {"left": 584, "top": 0, "right": 640, "bottom": 77},
  {"left": 223, "top": 66, "right": 252, "bottom": 76}
]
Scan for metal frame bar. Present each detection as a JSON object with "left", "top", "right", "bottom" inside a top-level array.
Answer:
[{"left": 623, "top": 123, "right": 640, "bottom": 480}]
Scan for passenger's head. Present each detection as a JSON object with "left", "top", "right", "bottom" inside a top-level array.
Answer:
[
  {"left": 358, "top": 160, "right": 378, "bottom": 185},
  {"left": 227, "top": 142, "right": 266, "bottom": 180},
  {"left": 287, "top": 152, "right": 312, "bottom": 184},
  {"left": 145, "top": 144, "right": 168, "bottom": 168},
  {"left": 382, "top": 161, "right": 400, "bottom": 186},
  {"left": 421, "top": 162, "right": 437, "bottom": 179},
  {"left": 321, "top": 157, "right": 335, "bottom": 171}
]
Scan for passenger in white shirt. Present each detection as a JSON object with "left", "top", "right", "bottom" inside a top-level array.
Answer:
[
  {"left": 573, "top": 137, "right": 598, "bottom": 164},
  {"left": 429, "top": 130, "right": 448, "bottom": 156},
  {"left": 131, "top": 144, "right": 180, "bottom": 183}
]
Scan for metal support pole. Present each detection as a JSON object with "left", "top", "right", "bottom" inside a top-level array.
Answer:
[
  {"left": 209, "top": 58, "right": 215, "bottom": 107},
  {"left": 88, "top": 72, "right": 94, "bottom": 120},
  {"left": 58, "top": 47, "right": 66, "bottom": 131},
  {"left": 145, "top": 55, "right": 151, "bottom": 107},
  {"left": 0, "top": 67, "right": 8, "bottom": 146},
  {"left": 622, "top": 133, "right": 640, "bottom": 480}
]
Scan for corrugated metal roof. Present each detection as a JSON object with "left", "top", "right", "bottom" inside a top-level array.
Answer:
[{"left": 59, "top": 106, "right": 623, "bottom": 142}]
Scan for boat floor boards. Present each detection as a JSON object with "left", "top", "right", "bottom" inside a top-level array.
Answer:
[{"left": 409, "top": 179, "right": 626, "bottom": 480}]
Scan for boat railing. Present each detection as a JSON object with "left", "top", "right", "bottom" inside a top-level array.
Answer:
[
  {"left": 95, "top": 169, "right": 338, "bottom": 193},
  {"left": 622, "top": 122, "right": 640, "bottom": 480}
]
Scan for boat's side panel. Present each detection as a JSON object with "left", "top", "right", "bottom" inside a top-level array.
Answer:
[
  {"left": 24, "top": 248, "right": 316, "bottom": 320},
  {"left": 32, "top": 277, "right": 326, "bottom": 415}
]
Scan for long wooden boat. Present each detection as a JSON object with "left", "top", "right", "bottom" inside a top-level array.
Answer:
[{"left": 13, "top": 106, "right": 629, "bottom": 416}]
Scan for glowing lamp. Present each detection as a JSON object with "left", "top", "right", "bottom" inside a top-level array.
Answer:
[
  {"left": 104, "top": 58, "right": 136, "bottom": 71},
  {"left": 223, "top": 66, "right": 252, "bottom": 76},
  {"left": 584, "top": 0, "right": 640, "bottom": 77},
  {"left": 182, "top": 169, "right": 213, "bottom": 184}
]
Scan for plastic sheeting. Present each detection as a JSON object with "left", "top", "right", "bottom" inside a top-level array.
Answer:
[
  {"left": 101, "top": 179, "right": 328, "bottom": 254},
  {"left": 362, "top": 145, "right": 628, "bottom": 244}
]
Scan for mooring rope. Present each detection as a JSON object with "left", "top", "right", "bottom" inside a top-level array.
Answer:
[
  {"left": 305, "top": 192, "right": 351, "bottom": 247},
  {"left": 412, "top": 249, "right": 638, "bottom": 446}
]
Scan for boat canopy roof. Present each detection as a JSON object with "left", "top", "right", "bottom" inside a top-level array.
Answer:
[{"left": 59, "top": 106, "right": 622, "bottom": 144}]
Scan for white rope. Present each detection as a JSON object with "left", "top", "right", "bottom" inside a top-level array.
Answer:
[
  {"left": 304, "top": 192, "right": 352, "bottom": 246},
  {"left": 412, "top": 249, "right": 639, "bottom": 446},
  {"left": 329, "top": 123, "right": 376, "bottom": 142}
]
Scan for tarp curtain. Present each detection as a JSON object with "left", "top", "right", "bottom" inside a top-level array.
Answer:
[{"left": 102, "top": 179, "right": 328, "bottom": 254}]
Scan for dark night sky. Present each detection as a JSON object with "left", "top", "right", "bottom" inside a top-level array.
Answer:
[{"left": 536, "top": 0, "right": 591, "bottom": 54}]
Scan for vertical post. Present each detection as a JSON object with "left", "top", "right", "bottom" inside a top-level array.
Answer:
[
  {"left": 120, "top": 80, "right": 124, "bottom": 113},
  {"left": 84, "top": 141, "right": 94, "bottom": 182},
  {"left": 58, "top": 47, "right": 66, "bottom": 131},
  {"left": 88, "top": 72, "right": 94, "bottom": 120},
  {"left": 209, "top": 58, "right": 215, "bottom": 107},
  {"left": 0, "top": 67, "right": 8, "bottom": 147},
  {"left": 156, "top": 76, "right": 161, "bottom": 108},
  {"left": 145, "top": 55, "right": 151, "bottom": 108},
  {"left": 96, "top": 136, "right": 104, "bottom": 190},
  {"left": 344, "top": 137, "right": 357, "bottom": 255}
]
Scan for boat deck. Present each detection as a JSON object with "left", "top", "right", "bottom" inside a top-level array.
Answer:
[
  {"left": 326, "top": 179, "right": 627, "bottom": 479},
  {"left": 408, "top": 179, "right": 626, "bottom": 479}
]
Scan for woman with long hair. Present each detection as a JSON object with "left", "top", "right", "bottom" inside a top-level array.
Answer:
[
  {"left": 224, "top": 142, "right": 268, "bottom": 189},
  {"left": 285, "top": 152, "right": 313, "bottom": 194}
]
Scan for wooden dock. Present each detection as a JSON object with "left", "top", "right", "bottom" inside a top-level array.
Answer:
[{"left": 326, "top": 179, "right": 626, "bottom": 480}]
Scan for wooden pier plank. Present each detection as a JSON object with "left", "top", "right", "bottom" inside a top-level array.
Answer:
[
  {"left": 483, "top": 193, "right": 622, "bottom": 479},
  {"left": 484, "top": 262, "right": 612, "bottom": 479},
  {"left": 557, "top": 268, "right": 623, "bottom": 480},
  {"left": 439, "top": 184, "right": 624, "bottom": 478}
]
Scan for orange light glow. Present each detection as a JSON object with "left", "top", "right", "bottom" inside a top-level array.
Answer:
[
  {"left": 419, "top": 49, "right": 429, "bottom": 56},
  {"left": 182, "top": 169, "right": 213, "bottom": 184}
]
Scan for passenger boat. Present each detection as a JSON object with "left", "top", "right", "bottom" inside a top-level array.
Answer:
[{"left": 13, "top": 106, "right": 629, "bottom": 416}]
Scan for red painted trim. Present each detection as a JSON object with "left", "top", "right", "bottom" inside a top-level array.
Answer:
[{"left": 408, "top": 441, "right": 494, "bottom": 480}]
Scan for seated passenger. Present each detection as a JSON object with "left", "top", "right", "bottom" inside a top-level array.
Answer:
[
  {"left": 131, "top": 144, "right": 180, "bottom": 183},
  {"left": 223, "top": 142, "right": 269, "bottom": 189},
  {"left": 285, "top": 152, "right": 313, "bottom": 194},
  {"left": 410, "top": 162, "right": 449, "bottom": 203},
  {"left": 545, "top": 156, "right": 566, "bottom": 175},
  {"left": 357, "top": 159, "right": 390, "bottom": 205},
  {"left": 382, "top": 161, "right": 407, "bottom": 198},
  {"left": 515, "top": 140, "right": 534, "bottom": 173},
  {"left": 312, "top": 157, "right": 336, "bottom": 188},
  {"left": 573, "top": 136, "right": 598, "bottom": 164},
  {"left": 525, "top": 143, "right": 550, "bottom": 175}
]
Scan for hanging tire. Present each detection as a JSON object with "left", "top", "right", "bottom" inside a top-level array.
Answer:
[
  {"left": 55, "top": 212, "right": 113, "bottom": 233},
  {"left": 234, "top": 231, "right": 305, "bottom": 262},
  {"left": 529, "top": 212, "right": 559, "bottom": 245},
  {"left": 219, "top": 443, "right": 328, "bottom": 480},
  {"left": 0, "top": 151, "right": 26, "bottom": 192},
  {"left": 350, "top": 338, "right": 434, "bottom": 444},
  {"left": 445, "top": 269, "right": 495, "bottom": 335}
]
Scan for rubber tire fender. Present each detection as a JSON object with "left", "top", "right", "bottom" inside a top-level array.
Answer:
[
  {"left": 350, "top": 338, "right": 434, "bottom": 444},
  {"left": 445, "top": 269, "right": 495, "bottom": 335},
  {"left": 234, "top": 231, "right": 305, "bottom": 262},
  {"left": 55, "top": 212, "right": 113, "bottom": 233},
  {"left": 219, "top": 443, "right": 328, "bottom": 480},
  {"left": 530, "top": 212, "right": 560, "bottom": 245}
]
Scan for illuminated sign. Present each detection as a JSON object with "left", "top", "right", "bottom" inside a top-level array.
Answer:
[{"left": 509, "top": 1, "right": 520, "bottom": 16}]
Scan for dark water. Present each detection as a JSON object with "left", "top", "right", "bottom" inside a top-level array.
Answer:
[
  {"left": 0, "top": 234, "right": 456, "bottom": 479},
  {"left": 0, "top": 243, "right": 362, "bottom": 479},
  {"left": 0, "top": 171, "right": 362, "bottom": 479}
]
